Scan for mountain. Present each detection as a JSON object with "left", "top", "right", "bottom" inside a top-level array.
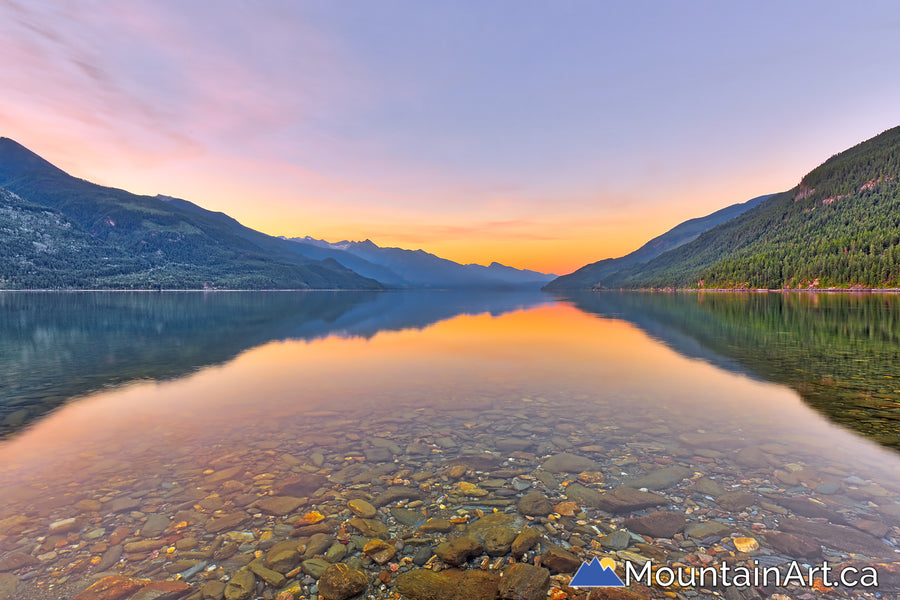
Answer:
[
  {"left": 0, "top": 138, "right": 381, "bottom": 289},
  {"left": 0, "top": 187, "right": 147, "bottom": 288},
  {"left": 599, "top": 125, "right": 900, "bottom": 289},
  {"left": 543, "top": 194, "right": 771, "bottom": 290},
  {"left": 286, "top": 237, "right": 556, "bottom": 289}
]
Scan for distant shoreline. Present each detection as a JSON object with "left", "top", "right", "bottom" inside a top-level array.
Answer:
[
  {"left": 597, "top": 287, "right": 900, "bottom": 293},
  {"left": 0, "top": 288, "right": 381, "bottom": 293}
]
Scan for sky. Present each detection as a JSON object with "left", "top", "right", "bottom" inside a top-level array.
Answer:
[{"left": 1, "top": 1, "right": 900, "bottom": 274}]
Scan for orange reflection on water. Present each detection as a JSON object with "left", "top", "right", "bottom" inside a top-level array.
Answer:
[{"left": 2, "top": 299, "right": 898, "bottom": 504}]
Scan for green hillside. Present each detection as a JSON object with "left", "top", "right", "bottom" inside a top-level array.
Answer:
[
  {"left": 601, "top": 126, "right": 900, "bottom": 289},
  {"left": 0, "top": 187, "right": 150, "bottom": 288},
  {"left": 0, "top": 138, "right": 382, "bottom": 289},
  {"left": 543, "top": 194, "right": 769, "bottom": 290}
]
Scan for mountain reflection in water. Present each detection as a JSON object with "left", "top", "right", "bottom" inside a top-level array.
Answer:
[
  {"left": 0, "top": 290, "right": 550, "bottom": 438},
  {"left": 558, "top": 291, "right": 900, "bottom": 452}
]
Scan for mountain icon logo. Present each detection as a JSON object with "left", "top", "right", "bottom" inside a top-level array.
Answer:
[{"left": 570, "top": 556, "right": 626, "bottom": 587}]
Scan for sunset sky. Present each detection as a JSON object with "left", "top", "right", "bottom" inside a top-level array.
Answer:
[{"left": 2, "top": 2, "right": 899, "bottom": 274}]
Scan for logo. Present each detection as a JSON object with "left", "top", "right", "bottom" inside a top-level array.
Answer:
[{"left": 570, "top": 557, "right": 625, "bottom": 587}]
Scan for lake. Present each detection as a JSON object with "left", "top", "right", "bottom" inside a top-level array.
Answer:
[{"left": 1, "top": 291, "right": 899, "bottom": 600}]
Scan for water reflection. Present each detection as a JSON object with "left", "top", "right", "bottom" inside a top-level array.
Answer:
[
  {"left": 0, "top": 290, "right": 550, "bottom": 437},
  {"left": 558, "top": 291, "right": 900, "bottom": 451},
  {"left": 1, "top": 293, "right": 900, "bottom": 598}
]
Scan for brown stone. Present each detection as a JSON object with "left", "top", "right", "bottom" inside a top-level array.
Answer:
[
  {"left": 0, "top": 574, "right": 18, "bottom": 600},
  {"left": 542, "top": 453, "right": 602, "bottom": 473},
  {"left": 373, "top": 486, "right": 424, "bottom": 507},
  {"left": 499, "top": 563, "right": 549, "bottom": 600},
  {"left": 779, "top": 519, "right": 891, "bottom": 557},
  {"left": 205, "top": 466, "right": 242, "bottom": 483},
  {"left": 347, "top": 499, "right": 377, "bottom": 519},
  {"left": 483, "top": 526, "right": 518, "bottom": 557},
  {"left": 624, "top": 466, "right": 692, "bottom": 491},
  {"left": 623, "top": 512, "right": 686, "bottom": 538},
  {"left": 265, "top": 540, "right": 301, "bottom": 573},
  {"left": 395, "top": 568, "right": 499, "bottom": 600},
  {"left": 764, "top": 531, "right": 822, "bottom": 559},
  {"left": 768, "top": 496, "right": 847, "bottom": 524},
  {"left": 564, "top": 483, "right": 604, "bottom": 507},
  {"left": 200, "top": 580, "right": 225, "bottom": 600},
  {"left": 553, "top": 502, "right": 579, "bottom": 517},
  {"left": 71, "top": 575, "right": 146, "bottom": 600},
  {"left": 205, "top": 513, "right": 249, "bottom": 534},
  {"left": 0, "top": 552, "right": 38, "bottom": 572},
  {"left": 96, "top": 544, "right": 123, "bottom": 571},
  {"left": 540, "top": 545, "right": 581, "bottom": 573},
  {"left": 716, "top": 492, "right": 756, "bottom": 512},
  {"left": 108, "top": 526, "right": 131, "bottom": 546},
  {"left": 129, "top": 581, "right": 194, "bottom": 600},
  {"left": 277, "top": 473, "right": 326, "bottom": 497},
  {"left": 435, "top": 536, "right": 483, "bottom": 566},
  {"left": 123, "top": 539, "right": 165, "bottom": 553},
  {"left": 318, "top": 563, "right": 368, "bottom": 600},
  {"left": 517, "top": 492, "right": 553, "bottom": 516},
  {"left": 347, "top": 517, "right": 389, "bottom": 539},
  {"left": 363, "top": 539, "right": 397, "bottom": 565},
  {"left": 256, "top": 496, "right": 304, "bottom": 516},
  {"left": 418, "top": 518, "right": 454, "bottom": 533},
  {"left": 248, "top": 559, "right": 286, "bottom": 588},
  {"left": 224, "top": 569, "right": 255, "bottom": 600},
  {"left": 447, "top": 465, "right": 467, "bottom": 479},
  {"left": 511, "top": 528, "right": 542, "bottom": 557},
  {"left": 595, "top": 487, "right": 670, "bottom": 514}
]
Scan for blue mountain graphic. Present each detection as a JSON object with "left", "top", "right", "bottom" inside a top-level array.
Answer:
[{"left": 570, "top": 557, "right": 625, "bottom": 587}]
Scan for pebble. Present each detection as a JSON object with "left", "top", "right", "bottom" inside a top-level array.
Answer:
[{"left": 0, "top": 397, "right": 897, "bottom": 600}]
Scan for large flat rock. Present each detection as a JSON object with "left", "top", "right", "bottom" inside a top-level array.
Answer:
[{"left": 595, "top": 486, "right": 670, "bottom": 514}]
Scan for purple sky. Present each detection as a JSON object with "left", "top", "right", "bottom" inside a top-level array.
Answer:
[{"left": 2, "top": 1, "right": 899, "bottom": 272}]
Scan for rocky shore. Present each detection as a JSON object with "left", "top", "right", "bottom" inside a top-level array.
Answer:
[{"left": 1, "top": 401, "right": 899, "bottom": 600}]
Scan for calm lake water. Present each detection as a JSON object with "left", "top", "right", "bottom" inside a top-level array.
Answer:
[{"left": 1, "top": 291, "right": 899, "bottom": 600}]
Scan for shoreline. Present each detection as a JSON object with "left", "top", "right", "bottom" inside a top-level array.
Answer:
[{"left": 593, "top": 287, "right": 900, "bottom": 294}]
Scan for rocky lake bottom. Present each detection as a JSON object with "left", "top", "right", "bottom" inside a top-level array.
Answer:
[{"left": 2, "top": 395, "right": 900, "bottom": 600}]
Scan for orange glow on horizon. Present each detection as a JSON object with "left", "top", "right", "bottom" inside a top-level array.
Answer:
[{"left": 2, "top": 125, "right": 796, "bottom": 276}]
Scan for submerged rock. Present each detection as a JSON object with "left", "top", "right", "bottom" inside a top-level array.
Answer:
[
  {"left": 622, "top": 511, "right": 686, "bottom": 538},
  {"left": 517, "top": 491, "right": 552, "bottom": 516},
  {"left": 498, "top": 564, "right": 550, "bottom": 600},
  {"left": 540, "top": 545, "right": 581, "bottom": 573},
  {"left": 71, "top": 576, "right": 146, "bottom": 600},
  {"left": 624, "top": 466, "right": 692, "bottom": 491},
  {"left": 256, "top": 496, "right": 304, "bottom": 516},
  {"left": 595, "top": 486, "right": 670, "bottom": 513},
  {"left": 542, "top": 453, "right": 601, "bottom": 473},
  {"left": 395, "top": 568, "right": 499, "bottom": 600},
  {"left": 318, "top": 563, "right": 368, "bottom": 600},
  {"left": 435, "top": 536, "right": 483, "bottom": 566},
  {"left": 224, "top": 569, "right": 255, "bottom": 600}
]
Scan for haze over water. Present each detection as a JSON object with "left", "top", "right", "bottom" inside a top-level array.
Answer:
[{"left": 1, "top": 291, "right": 899, "bottom": 599}]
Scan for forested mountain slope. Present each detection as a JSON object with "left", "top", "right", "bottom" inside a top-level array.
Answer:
[
  {"left": 544, "top": 194, "right": 769, "bottom": 290},
  {"left": 0, "top": 138, "right": 381, "bottom": 289},
  {"left": 602, "top": 126, "right": 900, "bottom": 289}
]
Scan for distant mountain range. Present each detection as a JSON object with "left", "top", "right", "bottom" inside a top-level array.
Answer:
[
  {"left": 283, "top": 237, "right": 556, "bottom": 289},
  {"left": 547, "top": 125, "right": 900, "bottom": 290},
  {"left": 7, "top": 123, "right": 900, "bottom": 292},
  {"left": 0, "top": 138, "right": 552, "bottom": 290}
]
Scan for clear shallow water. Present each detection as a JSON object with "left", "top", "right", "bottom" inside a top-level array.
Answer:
[{"left": 1, "top": 291, "right": 899, "bottom": 599}]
